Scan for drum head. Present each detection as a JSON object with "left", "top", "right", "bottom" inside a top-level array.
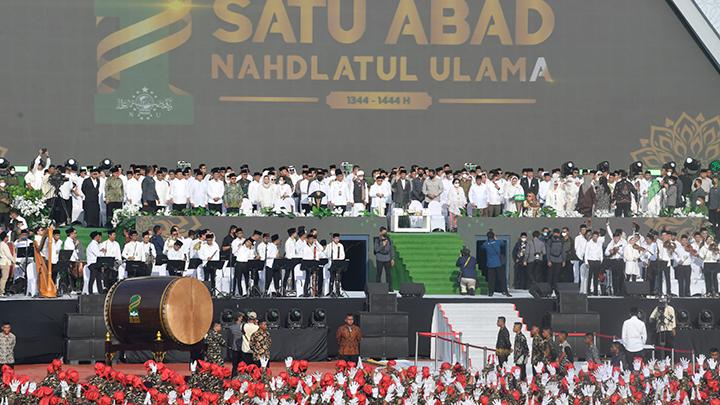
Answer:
[{"left": 162, "top": 278, "right": 213, "bottom": 345}]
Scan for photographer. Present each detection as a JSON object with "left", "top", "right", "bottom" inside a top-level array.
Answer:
[
  {"left": 649, "top": 295, "right": 676, "bottom": 352},
  {"left": 41, "top": 165, "right": 71, "bottom": 225},
  {"left": 456, "top": 246, "right": 477, "bottom": 295}
]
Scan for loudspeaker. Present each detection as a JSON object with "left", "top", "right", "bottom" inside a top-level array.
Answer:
[
  {"left": 549, "top": 312, "right": 600, "bottom": 333},
  {"left": 78, "top": 294, "right": 106, "bottom": 314},
  {"left": 360, "top": 336, "right": 408, "bottom": 358},
  {"left": 367, "top": 293, "right": 397, "bottom": 313},
  {"left": 530, "top": 283, "right": 552, "bottom": 298},
  {"left": 65, "top": 314, "right": 106, "bottom": 339},
  {"left": 365, "top": 282, "right": 389, "bottom": 296},
  {"left": 358, "top": 312, "right": 409, "bottom": 337},
  {"left": 557, "top": 283, "right": 579, "bottom": 293},
  {"left": 399, "top": 282, "right": 425, "bottom": 298},
  {"left": 625, "top": 281, "right": 651, "bottom": 296},
  {"left": 64, "top": 339, "right": 106, "bottom": 361},
  {"left": 559, "top": 293, "right": 588, "bottom": 313}
]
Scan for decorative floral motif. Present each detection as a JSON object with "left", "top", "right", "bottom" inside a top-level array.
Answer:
[{"left": 630, "top": 112, "right": 720, "bottom": 168}]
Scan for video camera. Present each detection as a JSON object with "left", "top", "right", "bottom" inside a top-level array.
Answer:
[{"left": 48, "top": 172, "right": 69, "bottom": 188}]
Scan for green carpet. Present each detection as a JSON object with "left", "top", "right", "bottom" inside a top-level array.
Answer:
[
  {"left": 390, "top": 233, "right": 488, "bottom": 295},
  {"left": 56, "top": 226, "right": 124, "bottom": 248}
]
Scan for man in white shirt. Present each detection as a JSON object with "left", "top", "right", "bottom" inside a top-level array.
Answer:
[
  {"left": 301, "top": 234, "right": 325, "bottom": 297},
  {"left": 574, "top": 225, "right": 589, "bottom": 292},
  {"left": 199, "top": 233, "right": 221, "bottom": 287},
  {"left": 605, "top": 230, "right": 627, "bottom": 296},
  {"left": 155, "top": 169, "right": 171, "bottom": 212},
  {"left": 486, "top": 173, "right": 504, "bottom": 217},
  {"left": 328, "top": 171, "right": 352, "bottom": 214},
  {"left": 537, "top": 172, "right": 552, "bottom": 205},
  {"left": 325, "top": 233, "right": 346, "bottom": 297},
  {"left": 189, "top": 171, "right": 208, "bottom": 209},
  {"left": 206, "top": 170, "right": 225, "bottom": 213},
  {"left": 233, "top": 238, "right": 255, "bottom": 296},
  {"left": 655, "top": 231, "right": 675, "bottom": 297},
  {"left": 169, "top": 170, "right": 189, "bottom": 211},
  {"left": 468, "top": 175, "right": 489, "bottom": 217},
  {"left": 621, "top": 307, "right": 647, "bottom": 364},
  {"left": 262, "top": 234, "right": 281, "bottom": 295},
  {"left": 86, "top": 232, "right": 103, "bottom": 294},
  {"left": 247, "top": 172, "right": 262, "bottom": 211},
  {"left": 308, "top": 173, "right": 329, "bottom": 207},
  {"left": 584, "top": 231, "right": 605, "bottom": 296},
  {"left": 369, "top": 176, "right": 388, "bottom": 216},
  {"left": 125, "top": 171, "right": 143, "bottom": 206}
]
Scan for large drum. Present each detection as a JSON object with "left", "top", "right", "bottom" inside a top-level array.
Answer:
[{"left": 104, "top": 277, "right": 213, "bottom": 345}]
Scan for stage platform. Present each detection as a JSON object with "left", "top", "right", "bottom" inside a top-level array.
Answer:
[{"left": 2, "top": 293, "right": 720, "bottom": 364}]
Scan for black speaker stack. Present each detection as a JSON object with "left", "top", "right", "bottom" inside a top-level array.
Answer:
[
  {"left": 549, "top": 292, "right": 600, "bottom": 356},
  {"left": 358, "top": 283, "right": 409, "bottom": 359},
  {"left": 64, "top": 294, "right": 107, "bottom": 363}
]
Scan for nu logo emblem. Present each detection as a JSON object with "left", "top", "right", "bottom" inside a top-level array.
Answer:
[{"left": 95, "top": 0, "right": 193, "bottom": 124}]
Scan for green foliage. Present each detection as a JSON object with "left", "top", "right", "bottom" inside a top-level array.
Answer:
[
  {"left": 7, "top": 185, "right": 43, "bottom": 201},
  {"left": 502, "top": 211, "right": 520, "bottom": 218},
  {"left": 172, "top": 207, "right": 210, "bottom": 217},
  {"left": 540, "top": 206, "right": 557, "bottom": 218},
  {"left": 311, "top": 206, "right": 334, "bottom": 218}
]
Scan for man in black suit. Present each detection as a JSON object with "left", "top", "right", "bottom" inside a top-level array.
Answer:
[
  {"left": 392, "top": 169, "right": 412, "bottom": 208},
  {"left": 410, "top": 168, "right": 425, "bottom": 203},
  {"left": 81, "top": 168, "right": 101, "bottom": 227},
  {"left": 520, "top": 168, "right": 540, "bottom": 196}
]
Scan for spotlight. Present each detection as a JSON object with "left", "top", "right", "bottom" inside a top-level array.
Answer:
[
  {"left": 684, "top": 157, "right": 701, "bottom": 172},
  {"left": 220, "top": 309, "right": 235, "bottom": 325},
  {"left": 677, "top": 309, "right": 691, "bottom": 329},
  {"left": 630, "top": 161, "right": 643, "bottom": 176},
  {"left": 662, "top": 161, "right": 677, "bottom": 171},
  {"left": 596, "top": 161, "right": 610, "bottom": 173},
  {"left": 561, "top": 161, "right": 575, "bottom": 176},
  {"left": 0, "top": 158, "right": 8, "bottom": 169},
  {"left": 287, "top": 308, "right": 303, "bottom": 329},
  {"left": 698, "top": 309, "right": 714, "bottom": 330},
  {"left": 266, "top": 308, "right": 280, "bottom": 329},
  {"left": 310, "top": 308, "right": 327, "bottom": 328},
  {"left": 99, "top": 158, "right": 112, "bottom": 171}
]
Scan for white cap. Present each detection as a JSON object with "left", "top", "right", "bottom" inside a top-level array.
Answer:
[{"left": 357, "top": 170, "right": 365, "bottom": 176}]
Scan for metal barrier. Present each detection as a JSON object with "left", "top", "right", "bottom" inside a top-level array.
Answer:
[{"left": 415, "top": 332, "right": 497, "bottom": 369}]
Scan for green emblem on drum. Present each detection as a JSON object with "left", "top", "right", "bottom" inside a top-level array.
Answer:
[{"left": 128, "top": 294, "right": 142, "bottom": 324}]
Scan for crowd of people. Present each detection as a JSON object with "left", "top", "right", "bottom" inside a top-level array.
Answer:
[
  {"left": 0, "top": 222, "right": 368, "bottom": 299},
  {"left": 498, "top": 220, "right": 720, "bottom": 298},
  {"left": 2, "top": 149, "right": 719, "bottom": 234}
]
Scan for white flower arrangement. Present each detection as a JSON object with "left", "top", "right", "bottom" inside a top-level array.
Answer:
[
  {"left": 111, "top": 203, "right": 141, "bottom": 228},
  {"left": 12, "top": 195, "right": 46, "bottom": 218}
]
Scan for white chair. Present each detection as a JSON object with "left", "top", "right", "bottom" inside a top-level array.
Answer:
[
  {"left": 82, "top": 264, "right": 90, "bottom": 295},
  {"left": 26, "top": 262, "right": 38, "bottom": 297},
  {"left": 240, "top": 199, "right": 254, "bottom": 216},
  {"left": 427, "top": 201, "right": 446, "bottom": 231},
  {"left": 151, "top": 264, "right": 168, "bottom": 277},
  {"left": 351, "top": 203, "right": 366, "bottom": 217}
]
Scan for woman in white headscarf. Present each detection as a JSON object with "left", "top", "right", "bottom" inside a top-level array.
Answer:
[
  {"left": 257, "top": 175, "right": 276, "bottom": 211},
  {"left": 503, "top": 175, "right": 525, "bottom": 214},
  {"left": 545, "top": 180, "right": 566, "bottom": 216},
  {"left": 273, "top": 177, "right": 294, "bottom": 213},
  {"left": 447, "top": 178, "right": 467, "bottom": 232}
]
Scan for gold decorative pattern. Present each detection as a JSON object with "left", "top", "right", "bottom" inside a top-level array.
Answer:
[
  {"left": 136, "top": 216, "right": 201, "bottom": 235},
  {"left": 631, "top": 113, "right": 720, "bottom": 167},
  {"left": 640, "top": 218, "right": 710, "bottom": 237},
  {"left": 0, "top": 146, "right": 7, "bottom": 157}
]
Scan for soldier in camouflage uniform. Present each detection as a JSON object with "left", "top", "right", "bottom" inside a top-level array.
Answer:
[
  {"left": 512, "top": 322, "right": 529, "bottom": 380},
  {"left": 530, "top": 325, "right": 544, "bottom": 374},
  {"left": 204, "top": 322, "right": 226, "bottom": 365}
]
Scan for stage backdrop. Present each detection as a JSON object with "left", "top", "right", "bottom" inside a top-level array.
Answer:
[{"left": 0, "top": 0, "right": 718, "bottom": 168}]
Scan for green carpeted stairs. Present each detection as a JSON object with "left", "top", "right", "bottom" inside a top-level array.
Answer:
[{"left": 390, "top": 233, "right": 487, "bottom": 295}]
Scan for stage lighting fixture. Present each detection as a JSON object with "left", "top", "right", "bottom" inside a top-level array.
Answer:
[
  {"left": 99, "top": 158, "right": 112, "bottom": 171},
  {"left": 220, "top": 309, "right": 235, "bottom": 325},
  {"left": 287, "top": 308, "right": 303, "bottom": 329},
  {"left": 662, "top": 161, "right": 677, "bottom": 171},
  {"left": 596, "top": 161, "right": 610, "bottom": 173},
  {"left": 266, "top": 309, "right": 280, "bottom": 329},
  {"left": 630, "top": 161, "right": 643, "bottom": 175},
  {"left": 310, "top": 308, "right": 327, "bottom": 328},
  {"left": 677, "top": 309, "right": 691, "bottom": 329},
  {"left": 684, "top": 157, "right": 701, "bottom": 172},
  {"left": 0, "top": 158, "right": 8, "bottom": 169},
  {"left": 561, "top": 161, "right": 575, "bottom": 176},
  {"left": 698, "top": 309, "right": 714, "bottom": 330}
]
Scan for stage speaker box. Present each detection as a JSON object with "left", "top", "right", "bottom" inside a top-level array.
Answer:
[
  {"left": 64, "top": 338, "right": 106, "bottom": 362},
  {"left": 367, "top": 293, "right": 397, "bottom": 313},
  {"left": 399, "top": 282, "right": 425, "bottom": 298},
  {"left": 65, "top": 314, "right": 106, "bottom": 339},
  {"left": 365, "top": 282, "right": 389, "bottom": 296},
  {"left": 557, "top": 283, "right": 579, "bottom": 293},
  {"left": 530, "top": 283, "right": 552, "bottom": 298},
  {"left": 79, "top": 294, "right": 106, "bottom": 314},
  {"left": 358, "top": 312, "right": 408, "bottom": 337},
  {"left": 360, "top": 336, "right": 408, "bottom": 359},
  {"left": 559, "top": 293, "right": 588, "bottom": 313},
  {"left": 549, "top": 312, "right": 600, "bottom": 333},
  {"left": 625, "top": 281, "right": 651, "bottom": 296}
]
